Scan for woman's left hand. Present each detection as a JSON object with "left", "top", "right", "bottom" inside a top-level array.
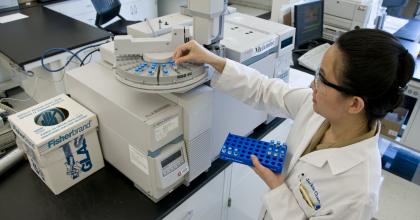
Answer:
[{"left": 251, "top": 155, "right": 285, "bottom": 189}]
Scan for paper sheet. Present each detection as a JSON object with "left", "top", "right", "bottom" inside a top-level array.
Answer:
[
  {"left": 383, "top": 16, "right": 409, "bottom": 34},
  {"left": 0, "top": 13, "right": 28, "bottom": 24}
]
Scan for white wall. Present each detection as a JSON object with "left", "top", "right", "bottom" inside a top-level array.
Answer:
[
  {"left": 157, "top": 0, "right": 186, "bottom": 16},
  {"left": 229, "top": 0, "right": 272, "bottom": 10}
]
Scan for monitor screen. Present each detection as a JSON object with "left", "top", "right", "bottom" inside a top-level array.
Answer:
[
  {"left": 294, "top": 0, "right": 324, "bottom": 48},
  {"left": 398, "top": 38, "right": 420, "bottom": 82},
  {"left": 0, "top": 0, "right": 18, "bottom": 13}
]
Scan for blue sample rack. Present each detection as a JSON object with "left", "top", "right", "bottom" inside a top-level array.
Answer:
[{"left": 219, "top": 133, "right": 287, "bottom": 173}]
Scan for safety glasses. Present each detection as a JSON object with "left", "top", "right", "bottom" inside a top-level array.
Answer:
[{"left": 314, "top": 69, "right": 354, "bottom": 94}]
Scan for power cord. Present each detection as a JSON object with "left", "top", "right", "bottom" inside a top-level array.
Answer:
[
  {"left": 0, "top": 103, "right": 17, "bottom": 113},
  {"left": 41, "top": 47, "right": 83, "bottom": 72},
  {"left": 80, "top": 49, "right": 100, "bottom": 67},
  {"left": 0, "top": 102, "right": 19, "bottom": 169},
  {"left": 41, "top": 41, "right": 109, "bottom": 72},
  {"left": 0, "top": 97, "right": 32, "bottom": 105}
]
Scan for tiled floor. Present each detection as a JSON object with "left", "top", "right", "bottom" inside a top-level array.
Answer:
[
  {"left": 375, "top": 170, "right": 420, "bottom": 220},
  {"left": 376, "top": 137, "right": 420, "bottom": 219}
]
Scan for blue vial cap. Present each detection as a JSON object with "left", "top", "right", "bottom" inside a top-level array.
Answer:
[
  {"left": 148, "top": 70, "right": 153, "bottom": 74},
  {"left": 163, "top": 69, "right": 168, "bottom": 74},
  {"left": 162, "top": 64, "right": 167, "bottom": 67}
]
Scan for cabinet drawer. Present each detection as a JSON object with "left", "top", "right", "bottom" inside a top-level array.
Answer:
[
  {"left": 120, "top": 0, "right": 157, "bottom": 21},
  {"left": 163, "top": 171, "right": 226, "bottom": 220}
]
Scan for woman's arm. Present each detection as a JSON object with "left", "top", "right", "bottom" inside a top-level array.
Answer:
[
  {"left": 173, "top": 40, "right": 312, "bottom": 119},
  {"left": 211, "top": 58, "right": 312, "bottom": 119},
  {"left": 173, "top": 40, "right": 226, "bottom": 73}
]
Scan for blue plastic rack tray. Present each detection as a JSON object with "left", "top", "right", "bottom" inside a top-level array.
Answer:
[{"left": 219, "top": 133, "right": 287, "bottom": 173}]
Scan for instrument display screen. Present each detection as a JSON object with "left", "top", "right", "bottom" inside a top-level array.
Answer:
[{"left": 161, "top": 150, "right": 182, "bottom": 168}]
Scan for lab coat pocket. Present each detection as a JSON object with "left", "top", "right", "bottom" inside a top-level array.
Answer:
[{"left": 292, "top": 183, "right": 318, "bottom": 218}]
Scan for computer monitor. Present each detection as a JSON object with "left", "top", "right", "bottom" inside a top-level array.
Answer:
[
  {"left": 0, "top": 0, "right": 18, "bottom": 13},
  {"left": 294, "top": 0, "right": 324, "bottom": 48}
]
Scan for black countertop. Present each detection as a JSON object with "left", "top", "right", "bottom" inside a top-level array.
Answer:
[
  {"left": 0, "top": 116, "right": 284, "bottom": 220},
  {"left": 0, "top": 159, "right": 229, "bottom": 220},
  {"left": 0, "top": 5, "right": 288, "bottom": 220},
  {"left": 0, "top": 6, "right": 111, "bottom": 67}
]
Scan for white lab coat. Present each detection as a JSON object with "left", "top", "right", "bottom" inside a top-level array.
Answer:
[{"left": 211, "top": 59, "right": 382, "bottom": 220}]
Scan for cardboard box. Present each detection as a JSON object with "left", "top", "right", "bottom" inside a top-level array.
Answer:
[
  {"left": 8, "top": 94, "right": 104, "bottom": 195},
  {"left": 381, "top": 107, "right": 409, "bottom": 139}
]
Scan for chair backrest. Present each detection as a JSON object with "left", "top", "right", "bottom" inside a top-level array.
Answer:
[{"left": 91, "top": 0, "right": 122, "bottom": 26}]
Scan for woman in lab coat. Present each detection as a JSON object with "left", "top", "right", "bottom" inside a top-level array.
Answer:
[{"left": 173, "top": 29, "right": 415, "bottom": 220}]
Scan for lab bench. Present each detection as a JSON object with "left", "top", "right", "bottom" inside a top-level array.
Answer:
[
  {"left": 0, "top": 54, "right": 307, "bottom": 220},
  {"left": 0, "top": 157, "right": 229, "bottom": 220},
  {"left": 0, "top": 5, "right": 111, "bottom": 102},
  {"left": 0, "top": 67, "right": 312, "bottom": 220},
  {"left": 0, "top": 115, "right": 283, "bottom": 220}
]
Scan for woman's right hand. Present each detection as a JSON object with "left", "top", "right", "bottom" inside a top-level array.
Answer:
[
  {"left": 173, "top": 40, "right": 226, "bottom": 73},
  {"left": 251, "top": 155, "right": 285, "bottom": 189}
]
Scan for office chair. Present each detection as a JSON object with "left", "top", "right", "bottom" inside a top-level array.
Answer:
[
  {"left": 91, "top": 0, "right": 140, "bottom": 35},
  {"left": 382, "top": 0, "right": 409, "bottom": 17}
]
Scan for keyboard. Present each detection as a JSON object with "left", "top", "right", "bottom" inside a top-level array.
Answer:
[
  {"left": 394, "top": 19, "right": 420, "bottom": 42},
  {"left": 298, "top": 43, "right": 331, "bottom": 72}
]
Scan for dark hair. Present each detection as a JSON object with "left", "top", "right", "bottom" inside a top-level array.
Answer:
[{"left": 335, "top": 29, "right": 415, "bottom": 121}]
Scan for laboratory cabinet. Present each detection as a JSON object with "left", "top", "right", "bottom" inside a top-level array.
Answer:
[
  {"left": 224, "top": 163, "right": 268, "bottom": 220},
  {"left": 400, "top": 80, "right": 420, "bottom": 151},
  {"left": 163, "top": 163, "right": 268, "bottom": 220},
  {"left": 119, "top": 0, "right": 157, "bottom": 21},
  {"left": 157, "top": 0, "right": 186, "bottom": 16},
  {"left": 163, "top": 168, "right": 227, "bottom": 220},
  {"left": 46, "top": 0, "right": 157, "bottom": 27},
  {"left": 224, "top": 119, "right": 293, "bottom": 220},
  {"left": 380, "top": 80, "right": 420, "bottom": 152}
]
